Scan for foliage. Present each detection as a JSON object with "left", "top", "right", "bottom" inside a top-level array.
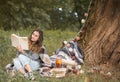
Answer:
[{"left": 0, "top": 0, "right": 89, "bottom": 30}]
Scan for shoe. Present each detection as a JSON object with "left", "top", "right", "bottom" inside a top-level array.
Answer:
[
  {"left": 24, "top": 73, "right": 29, "bottom": 78},
  {"left": 5, "top": 63, "right": 14, "bottom": 72},
  {"left": 28, "top": 72, "right": 35, "bottom": 80}
]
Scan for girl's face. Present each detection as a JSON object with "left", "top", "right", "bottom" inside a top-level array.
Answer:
[{"left": 31, "top": 31, "right": 40, "bottom": 42}]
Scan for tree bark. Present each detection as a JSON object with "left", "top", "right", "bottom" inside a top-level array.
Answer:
[{"left": 83, "top": 0, "right": 120, "bottom": 71}]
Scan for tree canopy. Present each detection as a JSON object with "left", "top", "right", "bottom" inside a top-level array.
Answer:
[{"left": 0, "top": 0, "right": 89, "bottom": 30}]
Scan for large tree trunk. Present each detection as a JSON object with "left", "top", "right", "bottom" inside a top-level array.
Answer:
[{"left": 83, "top": 0, "right": 120, "bottom": 71}]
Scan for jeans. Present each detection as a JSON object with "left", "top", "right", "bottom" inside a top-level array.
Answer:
[{"left": 13, "top": 54, "right": 40, "bottom": 71}]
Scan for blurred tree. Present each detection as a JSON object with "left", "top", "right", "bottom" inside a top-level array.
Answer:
[
  {"left": 0, "top": 0, "right": 51, "bottom": 30},
  {"left": 0, "top": 0, "right": 89, "bottom": 30}
]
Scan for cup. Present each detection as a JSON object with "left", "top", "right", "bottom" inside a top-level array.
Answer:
[{"left": 56, "top": 57, "right": 62, "bottom": 68}]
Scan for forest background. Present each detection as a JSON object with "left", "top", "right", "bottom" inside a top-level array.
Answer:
[{"left": 0, "top": 0, "right": 89, "bottom": 30}]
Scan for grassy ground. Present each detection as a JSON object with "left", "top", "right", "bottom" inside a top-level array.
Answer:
[{"left": 0, "top": 29, "right": 119, "bottom": 82}]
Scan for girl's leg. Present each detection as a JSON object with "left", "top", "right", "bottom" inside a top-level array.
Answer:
[
  {"left": 18, "top": 54, "right": 40, "bottom": 71},
  {"left": 29, "top": 59, "right": 40, "bottom": 71},
  {"left": 24, "top": 64, "right": 32, "bottom": 72},
  {"left": 13, "top": 58, "right": 27, "bottom": 76},
  {"left": 28, "top": 59, "right": 40, "bottom": 80},
  {"left": 18, "top": 55, "right": 36, "bottom": 80},
  {"left": 18, "top": 55, "right": 32, "bottom": 72}
]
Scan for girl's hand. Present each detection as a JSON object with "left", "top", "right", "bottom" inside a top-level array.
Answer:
[{"left": 16, "top": 45, "right": 24, "bottom": 54}]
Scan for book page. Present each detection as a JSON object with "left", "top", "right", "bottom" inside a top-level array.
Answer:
[
  {"left": 11, "top": 34, "right": 29, "bottom": 50},
  {"left": 19, "top": 37, "right": 29, "bottom": 50},
  {"left": 11, "top": 34, "right": 20, "bottom": 48}
]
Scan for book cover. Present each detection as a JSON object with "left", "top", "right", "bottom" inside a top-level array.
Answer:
[{"left": 11, "top": 34, "right": 29, "bottom": 50}]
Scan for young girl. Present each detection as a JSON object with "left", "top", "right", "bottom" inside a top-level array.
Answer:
[{"left": 13, "top": 29, "right": 44, "bottom": 80}]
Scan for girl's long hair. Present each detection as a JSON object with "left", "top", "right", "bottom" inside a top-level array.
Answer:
[{"left": 29, "top": 29, "right": 43, "bottom": 53}]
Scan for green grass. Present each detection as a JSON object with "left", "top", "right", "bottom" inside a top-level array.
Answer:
[{"left": 0, "top": 29, "right": 119, "bottom": 82}]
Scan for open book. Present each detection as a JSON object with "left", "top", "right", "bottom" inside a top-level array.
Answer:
[{"left": 11, "top": 34, "right": 29, "bottom": 50}]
